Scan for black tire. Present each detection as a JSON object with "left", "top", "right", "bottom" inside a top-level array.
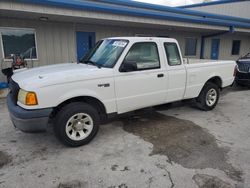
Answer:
[
  {"left": 54, "top": 102, "right": 100, "bottom": 147},
  {"left": 196, "top": 82, "right": 220, "bottom": 111}
]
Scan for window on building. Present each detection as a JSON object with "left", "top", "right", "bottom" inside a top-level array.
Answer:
[
  {"left": 231, "top": 40, "right": 241, "bottom": 55},
  {"left": 185, "top": 38, "right": 197, "bottom": 56},
  {"left": 121, "top": 42, "right": 160, "bottom": 71},
  {"left": 164, "top": 43, "right": 182, "bottom": 66},
  {"left": 1, "top": 28, "right": 37, "bottom": 59}
]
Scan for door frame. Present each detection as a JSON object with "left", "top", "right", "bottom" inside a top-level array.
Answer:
[
  {"left": 75, "top": 31, "right": 96, "bottom": 62},
  {"left": 114, "top": 40, "right": 168, "bottom": 113},
  {"left": 210, "top": 38, "right": 220, "bottom": 60}
]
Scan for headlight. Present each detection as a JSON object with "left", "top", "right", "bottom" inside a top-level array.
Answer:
[{"left": 18, "top": 89, "right": 38, "bottom": 105}]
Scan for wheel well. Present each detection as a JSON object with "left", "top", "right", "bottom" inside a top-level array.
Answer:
[
  {"left": 51, "top": 96, "right": 107, "bottom": 120},
  {"left": 206, "top": 76, "right": 222, "bottom": 89}
]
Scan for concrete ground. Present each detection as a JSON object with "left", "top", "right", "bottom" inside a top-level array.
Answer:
[{"left": 0, "top": 86, "right": 250, "bottom": 188}]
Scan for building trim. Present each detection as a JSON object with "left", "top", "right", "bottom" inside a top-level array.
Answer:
[
  {"left": 16, "top": 0, "right": 250, "bottom": 29},
  {"left": 178, "top": 0, "right": 247, "bottom": 8},
  {"left": 100, "top": 0, "right": 250, "bottom": 24}
]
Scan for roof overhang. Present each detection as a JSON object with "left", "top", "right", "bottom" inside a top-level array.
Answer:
[
  {"left": 1, "top": 0, "right": 250, "bottom": 33},
  {"left": 178, "top": 0, "right": 248, "bottom": 8}
]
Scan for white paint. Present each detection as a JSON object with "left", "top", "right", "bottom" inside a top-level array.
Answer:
[{"left": 11, "top": 37, "right": 235, "bottom": 114}]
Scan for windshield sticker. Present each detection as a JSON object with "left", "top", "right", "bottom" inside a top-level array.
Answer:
[{"left": 112, "top": 41, "right": 127, "bottom": 47}]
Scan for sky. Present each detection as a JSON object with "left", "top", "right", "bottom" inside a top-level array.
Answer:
[{"left": 134, "top": 0, "right": 217, "bottom": 7}]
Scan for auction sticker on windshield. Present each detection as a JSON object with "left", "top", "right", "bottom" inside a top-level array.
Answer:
[{"left": 112, "top": 41, "right": 128, "bottom": 47}]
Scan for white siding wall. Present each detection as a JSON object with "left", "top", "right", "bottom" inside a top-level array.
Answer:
[
  {"left": 188, "top": 1, "right": 250, "bottom": 19},
  {"left": 0, "top": 18, "right": 202, "bottom": 82},
  {"left": 186, "top": 2, "right": 250, "bottom": 59},
  {"left": 75, "top": 24, "right": 202, "bottom": 57},
  {"left": 203, "top": 34, "right": 250, "bottom": 60},
  {"left": 0, "top": 18, "right": 76, "bottom": 82},
  {"left": 1, "top": 18, "right": 250, "bottom": 82},
  {"left": 0, "top": 0, "right": 228, "bottom": 31}
]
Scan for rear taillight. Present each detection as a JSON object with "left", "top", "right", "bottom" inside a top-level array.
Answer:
[{"left": 233, "top": 65, "right": 238, "bottom": 77}]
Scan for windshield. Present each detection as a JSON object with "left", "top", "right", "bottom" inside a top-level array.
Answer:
[{"left": 80, "top": 39, "right": 128, "bottom": 68}]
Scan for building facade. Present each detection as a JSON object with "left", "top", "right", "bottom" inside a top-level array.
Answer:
[
  {"left": 0, "top": 0, "right": 250, "bottom": 82},
  {"left": 183, "top": 0, "right": 250, "bottom": 19},
  {"left": 182, "top": 0, "right": 250, "bottom": 61}
]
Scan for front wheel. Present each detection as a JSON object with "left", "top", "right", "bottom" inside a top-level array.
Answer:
[
  {"left": 54, "top": 102, "right": 100, "bottom": 147},
  {"left": 196, "top": 82, "right": 220, "bottom": 111}
]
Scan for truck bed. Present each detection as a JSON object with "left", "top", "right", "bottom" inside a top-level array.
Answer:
[{"left": 183, "top": 58, "right": 235, "bottom": 99}]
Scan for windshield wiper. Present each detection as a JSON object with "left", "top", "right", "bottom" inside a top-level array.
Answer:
[{"left": 83, "top": 60, "right": 102, "bottom": 69}]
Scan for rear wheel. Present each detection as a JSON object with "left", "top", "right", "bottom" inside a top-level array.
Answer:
[
  {"left": 196, "top": 82, "right": 220, "bottom": 111},
  {"left": 54, "top": 102, "right": 100, "bottom": 147}
]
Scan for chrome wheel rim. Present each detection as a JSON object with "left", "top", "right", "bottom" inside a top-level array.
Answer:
[
  {"left": 65, "top": 113, "right": 94, "bottom": 141},
  {"left": 206, "top": 88, "right": 217, "bottom": 107}
]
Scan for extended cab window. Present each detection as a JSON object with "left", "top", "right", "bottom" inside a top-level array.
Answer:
[
  {"left": 164, "top": 43, "right": 182, "bottom": 66},
  {"left": 120, "top": 42, "right": 160, "bottom": 72}
]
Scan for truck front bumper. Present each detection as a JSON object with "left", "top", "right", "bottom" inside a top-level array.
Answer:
[
  {"left": 7, "top": 94, "right": 53, "bottom": 132},
  {"left": 235, "top": 78, "right": 250, "bottom": 86}
]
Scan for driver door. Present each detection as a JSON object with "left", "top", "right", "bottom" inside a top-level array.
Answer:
[{"left": 114, "top": 42, "right": 168, "bottom": 114}]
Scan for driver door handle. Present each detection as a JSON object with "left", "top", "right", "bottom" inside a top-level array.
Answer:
[{"left": 157, "top": 73, "right": 164, "bottom": 78}]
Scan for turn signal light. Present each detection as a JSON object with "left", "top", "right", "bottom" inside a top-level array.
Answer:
[
  {"left": 18, "top": 89, "right": 38, "bottom": 106},
  {"left": 26, "top": 92, "right": 38, "bottom": 105}
]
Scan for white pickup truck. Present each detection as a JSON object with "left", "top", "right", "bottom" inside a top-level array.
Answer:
[{"left": 7, "top": 37, "right": 235, "bottom": 146}]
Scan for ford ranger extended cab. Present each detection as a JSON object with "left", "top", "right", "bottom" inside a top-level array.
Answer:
[{"left": 7, "top": 37, "right": 235, "bottom": 147}]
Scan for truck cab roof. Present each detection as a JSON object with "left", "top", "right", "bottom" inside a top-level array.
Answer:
[{"left": 106, "top": 36, "right": 178, "bottom": 43}]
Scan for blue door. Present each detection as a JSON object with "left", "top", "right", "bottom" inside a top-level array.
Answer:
[
  {"left": 76, "top": 31, "right": 95, "bottom": 62},
  {"left": 211, "top": 39, "right": 220, "bottom": 60}
]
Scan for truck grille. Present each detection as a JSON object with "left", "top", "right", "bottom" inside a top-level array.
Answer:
[
  {"left": 237, "top": 62, "right": 250, "bottom": 73},
  {"left": 236, "top": 72, "right": 250, "bottom": 79},
  {"left": 9, "top": 79, "right": 20, "bottom": 104}
]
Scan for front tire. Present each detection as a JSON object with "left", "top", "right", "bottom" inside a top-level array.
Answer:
[
  {"left": 54, "top": 102, "right": 100, "bottom": 147},
  {"left": 196, "top": 82, "right": 220, "bottom": 111}
]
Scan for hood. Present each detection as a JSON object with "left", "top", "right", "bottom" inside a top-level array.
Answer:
[{"left": 12, "top": 63, "right": 113, "bottom": 90}]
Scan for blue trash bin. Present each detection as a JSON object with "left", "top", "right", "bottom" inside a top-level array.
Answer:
[{"left": 0, "top": 82, "right": 8, "bottom": 89}]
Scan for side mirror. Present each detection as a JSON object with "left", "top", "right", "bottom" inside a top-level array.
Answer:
[{"left": 120, "top": 60, "right": 137, "bottom": 72}]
